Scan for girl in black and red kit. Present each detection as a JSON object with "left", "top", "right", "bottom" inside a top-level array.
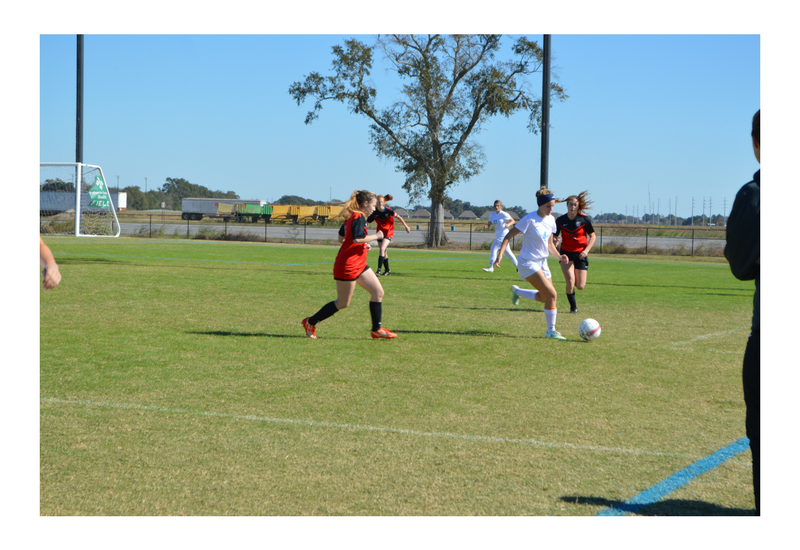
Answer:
[
  {"left": 367, "top": 194, "right": 411, "bottom": 276},
  {"left": 554, "top": 191, "right": 596, "bottom": 314},
  {"left": 301, "top": 189, "right": 398, "bottom": 339}
]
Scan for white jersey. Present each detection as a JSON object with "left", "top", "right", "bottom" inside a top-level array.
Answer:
[
  {"left": 514, "top": 210, "right": 557, "bottom": 261},
  {"left": 489, "top": 210, "right": 513, "bottom": 239}
]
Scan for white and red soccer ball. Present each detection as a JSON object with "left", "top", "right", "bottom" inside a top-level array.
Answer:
[{"left": 579, "top": 318, "right": 601, "bottom": 341}]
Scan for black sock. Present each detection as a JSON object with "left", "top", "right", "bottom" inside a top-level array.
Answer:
[
  {"left": 383, "top": 258, "right": 390, "bottom": 272},
  {"left": 567, "top": 292, "right": 577, "bottom": 310},
  {"left": 310, "top": 301, "right": 339, "bottom": 325},
  {"left": 379, "top": 255, "right": 386, "bottom": 272},
  {"left": 369, "top": 301, "right": 382, "bottom": 332}
]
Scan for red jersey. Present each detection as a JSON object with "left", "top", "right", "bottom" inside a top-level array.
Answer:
[
  {"left": 334, "top": 212, "right": 370, "bottom": 280},
  {"left": 368, "top": 207, "right": 396, "bottom": 239},
  {"left": 555, "top": 213, "right": 595, "bottom": 253}
]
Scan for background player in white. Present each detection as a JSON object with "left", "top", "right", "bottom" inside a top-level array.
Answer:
[
  {"left": 495, "top": 189, "right": 568, "bottom": 340},
  {"left": 482, "top": 200, "right": 519, "bottom": 273}
]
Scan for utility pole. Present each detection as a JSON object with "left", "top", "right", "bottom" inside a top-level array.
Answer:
[
  {"left": 76, "top": 35, "right": 84, "bottom": 164},
  {"left": 145, "top": 177, "right": 148, "bottom": 193},
  {"left": 539, "top": 34, "right": 551, "bottom": 191}
]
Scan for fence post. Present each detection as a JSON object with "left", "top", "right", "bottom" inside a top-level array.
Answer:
[
  {"left": 469, "top": 223, "right": 472, "bottom": 251},
  {"left": 224, "top": 217, "right": 228, "bottom": 237},
  {"left": 645, "top": 227, "right": 648, "bottom": 255},
  {"left": 691, "top": 229, "right": 695, "bottom": 256},
  {"left": 304, "top": 222, "right": 307, "bottom": 245},
  {"left": 599, "top": 226, "right": 603, "bottom": 253},
  {"left": 149, "top": 214, "right": 152, "bottom": 238},
  {"left": 265, "top": 216, "right": 268, "bottom": 242},
  {"left": 187, "top": 218, "right": 190, "bottom": 239}
]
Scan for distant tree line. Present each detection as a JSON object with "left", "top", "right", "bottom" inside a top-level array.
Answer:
[
  {"left": 410, "top": 197, "right": 528, "bottom": 219},
  {"left": 107, "top": 177, "right": 238, "bottom": 211}
]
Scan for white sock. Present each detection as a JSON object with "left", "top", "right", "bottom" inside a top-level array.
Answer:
[
  {"left": 516, "top": 288, "right": 539, "bottom": 301},
  {"left": 544, "top": 308, "right": 557, "bottom": 332}
]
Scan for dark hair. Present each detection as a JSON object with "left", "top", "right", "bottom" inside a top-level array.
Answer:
[
  {"left": 377, "top": 194, "right": 393, "bottom": 203},
  {"left": 751, "top": 109, "right": 760, "bottom": 145}
]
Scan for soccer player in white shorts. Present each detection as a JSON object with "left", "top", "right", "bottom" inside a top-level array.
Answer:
[
  {"left": 482, "top": 200, "right": 519, "bottom": 272},
  {"left": 494, "top": 189, "right": 569, "bottom": 340}
]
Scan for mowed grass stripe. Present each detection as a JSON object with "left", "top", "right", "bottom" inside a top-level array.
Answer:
[{"left": 41, "top": 397, "right": 699, "bottom": 459}]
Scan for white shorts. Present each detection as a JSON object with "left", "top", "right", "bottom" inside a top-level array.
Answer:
[{"left": 517, "top": 258, "right": 551, "bottom": 280}]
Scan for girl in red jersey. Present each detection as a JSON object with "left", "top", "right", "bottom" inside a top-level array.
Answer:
[
  {"left": 367, "top": 194, "right": 411, "bottom": 276},
  {"left": 554, "top": 191, "right": 596, "bottom": 314},
  {"left": 301, "top": 189, "right": 398, "bottom": 339}
]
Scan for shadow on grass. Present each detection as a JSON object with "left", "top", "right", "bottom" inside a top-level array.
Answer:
[
  {"left": 188, "top": 330, "right": 303, "bottom": 338},
  {"left": 560, "top": 495, "right": 754, "bottom": 516},
  {"left": 435, "top": 305, "right": 543, "bottom": 312}
]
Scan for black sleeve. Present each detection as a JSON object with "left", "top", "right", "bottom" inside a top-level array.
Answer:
[
  {"left": 367, "top": 214, "right": 375, "bottom": 223},
  {"left": 351, "top": 215, "right": 367, "bottom": 240},
  {"left": 584, "top": 216, "right": 595, "bottom": 234},
  {"left": 554, "top": 215, "right": 563, "bottom": 237},
  {"left": 724, "top": 181, "right": 760, "bottom": 281},
  {"left": 338, "top": 223, "right": 346, "bottom": 237}
]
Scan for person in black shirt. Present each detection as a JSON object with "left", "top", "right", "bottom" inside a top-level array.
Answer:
[{"left": 724, "top": 109, "right": 760, "bottom": 514}]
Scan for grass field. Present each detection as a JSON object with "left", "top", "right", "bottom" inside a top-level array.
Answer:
[{"left": 39, "top": 236, "right": 756, "bottom": 516}]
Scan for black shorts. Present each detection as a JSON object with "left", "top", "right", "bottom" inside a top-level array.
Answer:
[{"left": 559, "top": 249, "right": 588, "bottom": 270}]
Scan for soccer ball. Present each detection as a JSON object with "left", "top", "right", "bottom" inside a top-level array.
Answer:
[{"left": 579, "top": 318, "right": 601, "bottom": 341}]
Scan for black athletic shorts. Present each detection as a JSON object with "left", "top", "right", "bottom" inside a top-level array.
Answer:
[{"left": 560, "top": 249, "right": 589, "bottom": 270}]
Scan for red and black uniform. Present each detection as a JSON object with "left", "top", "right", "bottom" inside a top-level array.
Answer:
[
  {"left": 368, "top": 208, "right": 396, "bottom": 240},
  {"left": 334, "top": 212, "right": 371, "bottom": 281},
  {"left": 555, "top": 212, "right": 594, "bottom": 253}
]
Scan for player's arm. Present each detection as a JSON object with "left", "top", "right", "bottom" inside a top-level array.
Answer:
[
  {"left": 549, "top": 234, "right": 568, "bottom": 263},
  {"left": 40, "top": 237, "right": 62, "bottom": 290},
  {"left": 495, "top": 227, "right": 521, "bottom": 267},
  {"left": 351, "top": 216, "right": 382, "bottom": 244},
  {"left": 724, "top": 184, "right": 759, "bottom": 281},
  {"left": 580, "top": 232, "right": 597, "bottom": 258},
  {"left": 396, "top": 213, "right": 411, "bottom": 233}
]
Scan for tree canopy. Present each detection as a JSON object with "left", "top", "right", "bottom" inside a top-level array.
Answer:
[{"left": 289, "top": 34, "right": 567, "bottom": 246}]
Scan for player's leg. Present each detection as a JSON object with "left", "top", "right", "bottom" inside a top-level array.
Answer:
[
  {"left": 525, "top": 264, "right": 564, "bottom": 340},
  {"left": 380, "top": 238, "right": 392, "bottom": 274},
  {"left": 302, "top": 279, "right": 357, "bottom": 338},
  {"left": 560, "top": 259, "right": 578, "bottom": 313},
  {"left": 484, "top": 237, "right": 501, "bottom": 272},
  {"left": 504, "top": 243, "right": 519, "bottom": 267},
  {"left": 357, "top": 268, "right": 395, "bottom": 337}
]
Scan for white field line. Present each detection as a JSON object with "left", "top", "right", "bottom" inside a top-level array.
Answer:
[
  {"left": 663, "top": 328, "right": 748, "bottom": 348},
  {"left": 42, "top": 397, "right": 697, "bottom": 460}
]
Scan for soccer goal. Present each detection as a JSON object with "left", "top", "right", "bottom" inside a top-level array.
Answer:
[{"left": 40, "top": 163, "right": 121, "bottom": 237}]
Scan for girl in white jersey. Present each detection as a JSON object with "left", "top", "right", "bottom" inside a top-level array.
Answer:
[
  {"left": 495, "top": 189, "right": 569, "bottom": 340},
  {"left": 482, "top": 200, "right": 519, "bottom": 273}
]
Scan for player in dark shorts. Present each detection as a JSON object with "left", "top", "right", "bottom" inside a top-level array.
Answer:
[
  {"left": 301, "top": 189, "right": 398, "bottom": 339},
  {"left": 367, "top": 194, "right": 410, "bottom": 276},
  {"left": 554, "top": 191, "right": 596, "bottom": 314}
]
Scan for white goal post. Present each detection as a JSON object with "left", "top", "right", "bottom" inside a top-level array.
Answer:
[{"left": 40, "top": 162, "right": 121, "bottom": 237}]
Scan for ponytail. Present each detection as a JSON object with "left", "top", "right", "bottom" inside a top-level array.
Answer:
[{"left": 342, "top": 189, "right": 377, "bottom": 218}]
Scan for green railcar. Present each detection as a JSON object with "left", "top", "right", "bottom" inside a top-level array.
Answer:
[{"left": 234, "top": 202, "right": 273, "bottom": 222}]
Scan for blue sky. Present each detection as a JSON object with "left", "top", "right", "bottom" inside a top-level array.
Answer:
[{"left": 40, "top": 33, "right": 759, "bottom": 218}]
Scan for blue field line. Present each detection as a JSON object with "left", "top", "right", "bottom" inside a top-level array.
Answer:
[
  {"left": 52, "top": 251, "right": 472, "bottom": 267},
  {"left": 597, "top": 437, "right": 750, "bottom": 516}
]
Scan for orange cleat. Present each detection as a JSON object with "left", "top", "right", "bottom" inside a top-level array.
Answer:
[
  {"left": 301, "top": 317, "right": 317, "bottom": 339},
  {"left": 371, "top": 328, "right": 398, "bottom": 339}
]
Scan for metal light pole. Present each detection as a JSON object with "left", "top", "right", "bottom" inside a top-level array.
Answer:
[
  {"left": 145, "top": 177, "right": 148, "bottom": 193},
  {"left": 76, "top": 35, "right": 84, "bottom": 164},
  {"left": 540, "top": 34, "right": 551, "bottom": 191}
]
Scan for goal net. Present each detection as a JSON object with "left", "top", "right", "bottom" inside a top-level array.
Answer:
[{"left": 40, "top": 163, "right": 121, "bottom": 237}]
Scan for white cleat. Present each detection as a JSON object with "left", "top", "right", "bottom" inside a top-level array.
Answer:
[{"left": 483, "top": 267, "right": 494, "bottom": 273}]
